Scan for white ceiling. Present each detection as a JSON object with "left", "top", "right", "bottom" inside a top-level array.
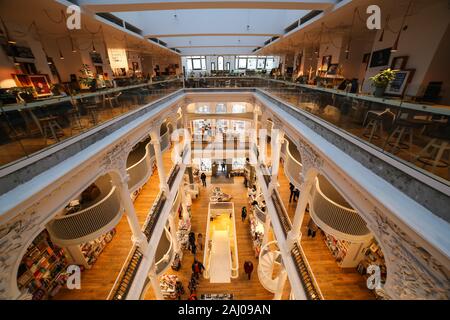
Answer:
[{"left": 76, "top": 0, "right": 339, "bottom": 55}]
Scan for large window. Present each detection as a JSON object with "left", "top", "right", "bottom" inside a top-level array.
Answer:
[
  {"left": 247, "top": 58, "right": 257, "bottom": 70},
  {"left": 195, "top": 104, "right": 210, "bottom": 113},
  {"left": 216, "top": 103, "right": 227, "bottom": 113},
  {"left": 235, "top": 55, "right": 277, "bottom": 70},
  {"left": 232, "top": 104, "right": 246, "bottom": 113},
  {"left": 218, "top": 56, "right": 224, "bottom": 71},
  {"left": 226, "top": 62, "right": 231, "bottom": 71},
  {"left": 186, "top": 56, "right": 206, "bottom": 70},
  {"left": 211, "top": 62, "right": 216, "bottom": 71}
]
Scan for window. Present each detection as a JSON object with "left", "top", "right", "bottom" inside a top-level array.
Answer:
[
  {"left": 247, "top": 58, "right": 257, "bottom": 70},
  {"left": 195, "top": 104, "right": 210, "bottom": 113},
  {"left": 232, "top": 104, "right": 246, "bottom": 113},
  {"left": 218, "top": 56, "right": 224, "bottom": 70},
  {"left": 185, "top": 56, "right": 207, "bottom": 70},
  {"left": 226, "top": 62, "right": 231, "bottom": 71},
  {"left": 216, "top": 103, "right": 227, "bottom": 113},
  {"left": 257, "top": 58, "right": 266, "bottom": 69},
  {"left": 265, "top": 58, "right": 274, "bottom": 70},
  {"left": 238, "top": 58, "right": 247, "bottom": 69},
  {"left": 211, "top": 62, "right": 216, "bottom": 71}
]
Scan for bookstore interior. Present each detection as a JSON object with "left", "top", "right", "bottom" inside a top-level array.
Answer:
[{"left": 0, "top": 0, "right": 449, "bottom": 302}]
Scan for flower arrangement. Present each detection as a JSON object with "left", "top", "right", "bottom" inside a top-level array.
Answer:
[{"left": 369, "top": 68, "right": 397, "bottom": 88}]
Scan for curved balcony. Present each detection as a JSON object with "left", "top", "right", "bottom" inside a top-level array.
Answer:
[
  {"left": 155, "top": 227, "right": 175, "bottom": 275},
  {"left": 257, "top": 241, "right": 283, "bottom": 293},
  {"left": 309, "top": 176, "right": 372, "bottom": 242},
  {"left": 47, "top": 179, "right": 123, "bottom": 247},
  {"left": 127, "top": 137, "right": 154, "bottom": 194},
  {"left": 281, "top": 138, "right": 303, "bottom": 189}
]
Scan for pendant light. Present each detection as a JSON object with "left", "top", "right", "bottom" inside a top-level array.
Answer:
[
  {"left": 391, "top": 0, "right": 413, "bottom": 53},
  {"left": 379, "top": 15, "right": 390, "bottom": 42},
  {"left": 346, "top": 8, "right": 357, "bottom": 60},
  {"left": 70, "top": 37, "right": 77, "bottom": 53},
  {"left": 92, "top": 40, "right": 96, "bottom": 53},
  {"left": 57, "top": 40, "right": 64, "bottom": 60}
]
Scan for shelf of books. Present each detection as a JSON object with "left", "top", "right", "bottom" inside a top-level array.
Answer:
[
  {"left": 17, "top": 230, "right": 69, "bottom": 300},
  {"left": 65, "top": 229, "right": 116, "bottom": 269}
]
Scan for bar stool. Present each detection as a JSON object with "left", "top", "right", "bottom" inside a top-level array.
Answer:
[
  {"left": 414, "top": 129, "right": 450, "bottom": 175},
  {"left": 362, "top": 109, "right": 395, "bottom": 142},
  {"left": 39, "top": 116, "right": 64, "bottom": 143},
  {"left": 67, "top": 107, "right": 84, "bottom": 135},
  {"left": 85, "top": 105, "right": 100, "bottom": 125},
  {"left": 383, "top": 119, "right": 415, "bottom": 154}
]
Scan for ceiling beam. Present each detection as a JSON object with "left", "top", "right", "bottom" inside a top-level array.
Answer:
[
  {"left": 81, "top": 1, "right": 335, "bottom": 12},
  {"left": 145, "top": 33, "right": 281, "bottom": 38}
]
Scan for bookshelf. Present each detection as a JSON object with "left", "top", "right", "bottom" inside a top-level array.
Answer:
[
  {"left": 65, "top": 229, "right": 116, "bottom": 269},
  {"left": 17, "top": 230, "right": 69, "bottom": 300},
  {"left": 324, "top": 233, "right": 369, "bottom": 268}
]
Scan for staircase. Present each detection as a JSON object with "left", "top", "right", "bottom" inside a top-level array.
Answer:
[
  {"left": 257, "top": 241, "right": 283, "bottom": 293},
  {"left": 291, "top": 242, "right": 323, "bottom": 300}
]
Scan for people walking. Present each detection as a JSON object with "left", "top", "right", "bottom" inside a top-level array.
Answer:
[
  {"left": 191, "top": 242, "right": 197, "bottom": 255},
  {"left": 241, "top": 206, "right": 247, "bottom": 222},
  {"left": 243, "top": 261, "right": 254, "bottom": 280},
  {"left": 307, "top": 217, "right": 318, "bottom": 238},
  {"left": 175, "top": 281, "right": 184, "bottom": 300},
  {"left": 192, "top": 259, "right": 205, "bottom": 279},
  {"left": 289, "top": 183, "right": 295, "bottom": 203},
  {"left": 200, "top": 172, "right": 207, "bottom": 187},
  {"left": 197, "top": 233, "right": 203, "bottom": 251},
  {"left": 188, "top": 231, "right": 196, "bottom": 251}
]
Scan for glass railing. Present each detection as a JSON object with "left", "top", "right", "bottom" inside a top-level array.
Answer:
[
  {"left": 262, "top": 80, "right": 450, "bottom": 183},
  {"left": 0, "top": 78, "right": 183, "bottom": 169},
  {"left": 187, "top": 75, "right": 449, "bottom": 183}
]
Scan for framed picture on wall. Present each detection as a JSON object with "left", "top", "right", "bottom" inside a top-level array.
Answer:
[
  {"left": 369, "top": 48, "right": 391, "bottom": 68},
  {"left": 391, "top": 56, "right": 409, "bottom": 70},
  {"left": 13, "top": 74, "right": 31, "bottom": 87},
  {"left": 29, "top": 75, "right": 52, "bottom": 97},
  {"left": 385, "top": 69, "right": 414, "bottom": 96},
  {"left": 327, "top": 63, "right": 339, "bottom": 75},
  {"left": 90, "top": 52, "right": 103, "bottom": 65}
]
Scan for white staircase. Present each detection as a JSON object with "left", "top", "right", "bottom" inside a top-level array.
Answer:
[{"left": 257, "top": 241, "right": 283, "bottom": 293}]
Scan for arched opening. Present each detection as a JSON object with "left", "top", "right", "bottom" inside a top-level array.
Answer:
[
  {"left": 17, "top": 172, "right": 124, "bottom": 300},
  {"left": 298, "top": 173, "right": 387, "bottom": 300}
]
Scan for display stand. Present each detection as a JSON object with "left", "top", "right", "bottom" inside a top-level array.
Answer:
[
  {"left": 160, "top": 274, "right": 179, "bottom": 299},
  {"left": 200, "top": 293, "right": 233, "bottom": 300},
  {"left": 177, "top": 218, "right": 192, "bottom": 250},
  {"left": 17, "top": 230, "right": 69, "bottom": 300},
  {"left": 248, "top": 213, "right": 264, "bottom": 258}
]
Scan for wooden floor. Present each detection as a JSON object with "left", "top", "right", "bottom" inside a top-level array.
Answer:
[
  {"left": 54, "top": 145, "right": 175, "bottom": 300},
  {"left": 53, "top": 140, "right": 373, "bottom": 300},
  {"left": 143, "top": 175, "right": 275, "bottom": 300}
]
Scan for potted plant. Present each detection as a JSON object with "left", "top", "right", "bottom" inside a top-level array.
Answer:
[
  {"left": 369, "top": 68, "right": 396, "bottom": 97},
  {"left": 79, "top": 64, "right": 97, "bottom": 92}
]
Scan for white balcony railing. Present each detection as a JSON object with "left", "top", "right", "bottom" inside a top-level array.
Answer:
[
  {"left": 281, "top": 138, "right": 302, "bottom": 189},
  {"left": 47, "top": 186, "right": 122, "bottom": 246},
  {"left": 309, "top": 177, "right": 371, "bottom": 241}
]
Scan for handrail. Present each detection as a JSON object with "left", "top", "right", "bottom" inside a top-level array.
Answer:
[
  {"left": 291, "top": 242, "right": 323, "bottom": 300},
  {"left": 2, "top": 78, "right": 182, "bottom": 112},
  {"left": 127, "top": 141, "right": 153, "bottom": 192},
  {"left": 257, "top": 240, "right": 282, "bottom": 293},
  {"left": 167, "top": 164, "right": 181, "bottom": 189},
  {"left": 271, "top": 190, "right": 292, "bottom": 237}
]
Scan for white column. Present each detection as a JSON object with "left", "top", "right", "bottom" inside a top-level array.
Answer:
[
  {"left": 287, "top": 177, "right": 314, "bottom": 249},
  {"left": 258, "top": 129, "right": 267, "bottom": 165},
  {"left": 114, "top": 174, "right": 148, "bottom": 253},
  {"left": 149, "top": 264, "right": 164, "bottom": 300},
  {"left": 168, "top": 213, "right": 180, "bottom": 253},
  {"left": 273, "top": 269, "right": 288, "bottom": 300},
  {"left": 171, "top": 122, "right": 182, "bottom": 165},
  {"left": 269, "top": 128, "right": 284, "bottom": 192},
  {"left": 151, "top": 131, "right": 170, "bottom": 194},
  {"left": 263, "top": 215, "right": 271, "bottom": 245}
]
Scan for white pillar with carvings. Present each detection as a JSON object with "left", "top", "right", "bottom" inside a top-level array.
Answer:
[
  {"left": 150, "top": 130, "right": 170, "bottom": 194},
  {"left": 149, "top": 263, "right": 164, "bottom": 300},
  {"left": 113, "top": 173, "right": 148, "bottom": 253},
  {"left": 269, "top": 128, "right": 284, "bottom": 192},
  {"left": 287, "top": 176, "right": 314, "bottom": 249}
]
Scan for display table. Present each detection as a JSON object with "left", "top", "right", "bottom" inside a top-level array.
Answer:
[{"left": 200, "top": 293, "right": 233, "bottom": 300}]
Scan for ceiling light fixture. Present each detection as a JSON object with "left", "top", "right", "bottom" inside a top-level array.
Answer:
[
  {"left": 92, "top": 40, "right": 96, "bottom": 53},
  {"left": 391, "top": 0, "right": 412, "bottom": 53}
]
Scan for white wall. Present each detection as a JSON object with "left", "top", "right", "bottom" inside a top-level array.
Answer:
[{"left": 362, "top": 0, "right": 449, "bottom": 96}]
